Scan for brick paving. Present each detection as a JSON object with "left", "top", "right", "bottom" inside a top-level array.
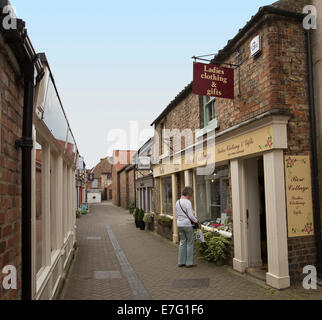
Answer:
[{"left": 60, "top": 202, "right": 322, "bottom": 300}]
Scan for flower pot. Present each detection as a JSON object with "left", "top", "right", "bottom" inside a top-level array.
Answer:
[
  {"left": 139, "top": 221, "right": 146, "bottom": 230},
  {"left": 135, "top": 219, "right": 140, "bottom": 228}
]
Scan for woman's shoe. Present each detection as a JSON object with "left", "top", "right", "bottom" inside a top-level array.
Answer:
[
  {"left": 185, "top": 265, "right": 197, "bottom": 268},
  {"left": 178, "top": 264, "right": 186, "bottom": 268}
]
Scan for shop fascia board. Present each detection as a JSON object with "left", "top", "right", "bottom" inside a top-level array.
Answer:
[{"left": 153, "top": 110, "right": 290, "bottom": 166}]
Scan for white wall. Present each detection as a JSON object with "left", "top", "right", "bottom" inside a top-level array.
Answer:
[{"left": 87, "top": 192, "right": 102, "bottom": 204}]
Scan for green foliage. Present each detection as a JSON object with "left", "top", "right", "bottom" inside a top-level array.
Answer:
[
  {"left": 133, "top": 208, "right": 139, "bottom": 220},
  {"left": 76, "top": 209, "right": 82, "bottom": 219},
  {"left": 157, "top": 215, "right": 173, "bottom": 224},
  {"left": 137, "top": 209, "right": 145, "bottom": 221},
  {"left": 195, "top": 231, "right": 231, "bottom": 263},
  {"left": 129, "top": 200, "right": 135, "bottom": 209},
  {"left": 143, "top": 212, "right": 154, "bottom": 224}
]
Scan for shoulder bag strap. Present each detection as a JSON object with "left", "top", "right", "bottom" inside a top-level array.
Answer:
[{"left": 178, "top": 200, "right": 195, "bottom": 225}]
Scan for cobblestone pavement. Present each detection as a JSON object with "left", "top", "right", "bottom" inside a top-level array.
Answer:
[{"left": 60, "top": 202, "right": 322, "bottom": 300}]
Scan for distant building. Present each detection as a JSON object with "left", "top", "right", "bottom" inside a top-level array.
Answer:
[
  {"left": 111, "top": 150, "right": 136, "bottom": 207},
  {"left": 87, "top": 158, "right": 113, "bottom": 202}
]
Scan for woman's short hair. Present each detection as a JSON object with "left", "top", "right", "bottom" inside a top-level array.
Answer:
[{"left": 182, "top": 187, "right": 193, "bottom": 197}]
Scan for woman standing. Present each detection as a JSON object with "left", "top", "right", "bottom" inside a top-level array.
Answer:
[{"left": 176, "top": 187, "right": 201, "bottom": 268}]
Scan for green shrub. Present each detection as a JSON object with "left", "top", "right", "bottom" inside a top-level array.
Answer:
[
  {"left": 143, "top": 212, "right": 154, "bottom": 224},
  {"left": 133, "top": 208, "right": 139, "bottom": 219},
  {"left": 76, "top": 209, "right": 81, "bottom": 219},
  {"left": 137, "top": 209, "right": 145, "bottom": 221},
  {"left": 129, "top": 200, "right": 135, "bottom": 209},
  {"left": 157, "top": 215, "right": 173, "bottom": 223},
  {"left": 195, "top": 231, "right": 231, "bottom": 263}
]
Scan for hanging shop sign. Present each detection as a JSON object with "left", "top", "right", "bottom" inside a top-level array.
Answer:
[
  {"left": 285, "top": 155, "right": 314, "bottom": 238},
  {"left": 137, "top": 156, "right": 151, "bottom": 170},
  {"left": 193, "top": 62, "right": 234, "bottom": 99},
  {"left": 87, "top": 173, "right": 94, "bottom": 182}
]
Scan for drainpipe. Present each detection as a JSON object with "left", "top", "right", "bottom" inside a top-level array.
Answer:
[
  {"left": 17, "top": 68, "right": 34, "bottom": 300},
  {"left": 306, "top": 29, "right": 322, "bottom": 278}
]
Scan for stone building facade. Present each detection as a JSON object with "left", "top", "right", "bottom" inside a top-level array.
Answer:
[{"left": 151, "top": 0, "right": 319, "bottom": 289}]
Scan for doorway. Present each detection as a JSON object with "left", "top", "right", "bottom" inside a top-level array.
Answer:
[{"left": 245, "top": 157, "right": 268, "bottom": 278}]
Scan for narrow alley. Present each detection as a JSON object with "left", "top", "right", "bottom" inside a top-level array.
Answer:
[{"left": 60, "top": 202, "right": 322, "bottom": 301}]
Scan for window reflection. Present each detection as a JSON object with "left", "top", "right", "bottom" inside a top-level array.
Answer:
[
  {"left": 162, "top": 177, "right": 172, "bottom": 215},
  {"left": 196, "top": 166, "right": 231, "bottom": 227}
]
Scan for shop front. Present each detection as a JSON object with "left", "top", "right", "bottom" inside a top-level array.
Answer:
[
  {"left": 152, "top": 112, "right": 312, "bottom": 289},
  {"left": 137, "top": 175, "right": 155, "bottom": 213}
]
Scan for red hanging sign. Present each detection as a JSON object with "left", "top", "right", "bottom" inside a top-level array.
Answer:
[{"left": 193, "top": 62, "right": 234, "bottom": 99}]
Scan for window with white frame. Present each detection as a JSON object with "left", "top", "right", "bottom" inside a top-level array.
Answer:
[{"left": 203, "top": 96, "right": 217, "bottom": 126}]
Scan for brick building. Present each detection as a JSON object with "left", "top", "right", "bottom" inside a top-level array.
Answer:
[
  {"left": 0, "top": 2, "right": 81, "bottom": 300},
  {"left": 0, "top": 13, "right": 27, "bottom": 300},
  {"left": 151, "top": 0, "right": 321, "bottom": 289},
  {"left": 118, "top": 164, "right": 135, "bottom": 210},
  {"left": 87, "top": 157, "right": 113, "bottom": 201},
  {"left": 111, "top": 150, "right": 135, "bottom": 207}
]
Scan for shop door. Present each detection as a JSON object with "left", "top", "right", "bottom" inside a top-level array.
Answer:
[{"left": 245, "top": 157, "right": 267, "bottom": 269}]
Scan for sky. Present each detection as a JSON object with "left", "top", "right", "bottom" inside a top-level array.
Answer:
[{"left": 12, "top": 0, "right": 273, "bottom": 168}]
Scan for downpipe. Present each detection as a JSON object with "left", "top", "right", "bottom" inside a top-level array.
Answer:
[{"left": 306, "top": 29, "right": 322, "bottom": 278}]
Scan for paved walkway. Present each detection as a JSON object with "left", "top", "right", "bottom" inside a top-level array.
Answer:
[{"left": 60, "top": 202, "right": 322, "bottom": 300}]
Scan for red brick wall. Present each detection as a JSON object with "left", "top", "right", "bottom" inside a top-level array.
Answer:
[
  {"left": 128, "top": 168, "right": 135, "bottom": 206},
  {"left": 119, "top": 170, "right": 128, "bottom": 209},
  {"left": 112, "top": 150, "right": 135, "bottom": 206},
  {"left": 0, "top": 43, "right": 24, "bottom": 300}
]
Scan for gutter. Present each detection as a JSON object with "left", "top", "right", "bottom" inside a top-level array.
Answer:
[{"left": 306, "top": 29, "right": 322, "bottom": 278}]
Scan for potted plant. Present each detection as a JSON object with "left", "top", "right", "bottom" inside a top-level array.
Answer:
[
  {"left": 137, "top": 209, "right": 145, "bottom": 230},
  {"left": 133, "top": 208, "right": 140, "bottom": 228},
  {"left": 143, "top": 212, "right": 154, "bottom": 231},
  {"left": 76, "top": 208, "right": 82, "bottom": 219},
  {"left": 129, "top": 200, "right": 135, "bottom": 214}
]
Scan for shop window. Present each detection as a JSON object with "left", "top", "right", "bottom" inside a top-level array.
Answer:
[
  {"left": 162, "top": 177, "right": 173, "bottom": 215},
  {"left": 195, "top": 166, "right": 232, "bottom": 231}
]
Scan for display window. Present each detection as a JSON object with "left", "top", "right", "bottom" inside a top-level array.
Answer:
[
  {"left": 161, "top": 176, "right": 173, "bottom": 215},
  {"left": 195, "top": 166, "right": 232, "bottom": 233}
]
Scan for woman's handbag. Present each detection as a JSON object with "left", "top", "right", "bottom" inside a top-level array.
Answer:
[{"left": 178, "top": 200, "right": 199, "bottom": 229}]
